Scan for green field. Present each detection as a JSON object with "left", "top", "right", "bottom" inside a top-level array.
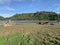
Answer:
[{"left": 0, "top": 24, "right": 60, "bottom": 45}]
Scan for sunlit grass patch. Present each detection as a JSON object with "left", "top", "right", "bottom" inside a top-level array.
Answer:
[{"left": 0, "top": 24, "right": 60, "bottom": 45}]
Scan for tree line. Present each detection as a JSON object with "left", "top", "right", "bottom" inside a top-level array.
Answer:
[{"left": 0, "top": 11, "right": 60, "bottom": 21}]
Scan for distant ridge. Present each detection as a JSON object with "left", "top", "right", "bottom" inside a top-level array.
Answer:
[{"left": 0, "top": 11, "right": 60, "bottom": 21}]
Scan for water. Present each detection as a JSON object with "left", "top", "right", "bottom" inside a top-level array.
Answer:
[
  {"left": 11, "top": 21, "right": 37, "bottom": 24},
  {"left": 49, "top": 22, "right": 60, "bottom": 24},
  {"left": 0, "top": 21, "right": 7, "bottom": 24},
  {"left": 0, "top": 21, "right": 37, "bottom": 24},
  {"left": 0, "top": 20, "right": 60, "bottom": 24}
]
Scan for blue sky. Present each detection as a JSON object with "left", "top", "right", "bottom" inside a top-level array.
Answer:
[{"left": 0, "top": 0, "right": 60, "bottom": 17}]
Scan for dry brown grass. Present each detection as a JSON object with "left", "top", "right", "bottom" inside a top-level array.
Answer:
[
  {"left": 0, "top": 24, "right": 60, "bottom": 45},
  {"left": 0, "top": 24, "right": 60, "bottom": 37}
]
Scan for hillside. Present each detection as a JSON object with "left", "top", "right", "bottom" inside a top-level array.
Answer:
[
  {"left": 0, "top": 16, "right": 4, "bottom": 20},
  {"left": 8, "top": 11, "right": 58, "bottom": 21},
  {"left": 0, "top": 11, "right": 60, "bottom": 21}
]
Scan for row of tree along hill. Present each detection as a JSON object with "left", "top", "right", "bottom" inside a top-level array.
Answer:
[{"left": 0, "top": 11, "right": 60, "bottom": 21}]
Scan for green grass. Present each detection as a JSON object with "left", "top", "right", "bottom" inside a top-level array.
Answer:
[{"left": 0, "top": 24, "right": 60, "bottom": 45}]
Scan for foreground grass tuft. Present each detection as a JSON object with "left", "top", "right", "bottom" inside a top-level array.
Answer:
[{"left": 0, "top": 24, "right": 60, "bottom": 45}]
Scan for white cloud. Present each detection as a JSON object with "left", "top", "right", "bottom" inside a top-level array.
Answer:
[
  {"left": 49, "top": 3, "right": 60, "bottom": 13},
  {"left": 0, "top": 0, "right": 24, "bottom": 4},
  {"left": 54, "top": 6, "right": 60, "bottom": 13},
  {"left": 0, "top": 0, "right": 11, "bottom": 4},
  {"left": 0, "top": 0, "right": 40, "bottom": 4},
  {"left": 0, "top": 13, "right": 13, "bottom": 17},
  {"left": 0, "top": 6, "right": 15, "bottom": 11},
  {"left": 5, "top": 7, "right": 15, "bottom": 11},
  {"left": 31, "top": 0, "right": 36, "bottom": 2},
  {"left": 14, "top": 0, "right": 24, "bottom": 2}
]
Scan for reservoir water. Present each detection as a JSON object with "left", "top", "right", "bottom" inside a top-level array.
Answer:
[{"left": 0, "top": 20, "right": 60, "bottom": 24}]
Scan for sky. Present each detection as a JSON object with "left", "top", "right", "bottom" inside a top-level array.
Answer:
[{"left": 0, "top": 0, "right": 60, "bottom": 17}]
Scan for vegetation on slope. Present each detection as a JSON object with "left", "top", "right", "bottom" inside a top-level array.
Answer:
[
  {"left": 9, "top": 11, "right": 58, "bottom": 21},
  {"left": 0, "top": 11, "right": 60, "bottom": 21},
  {"left": 0, "top": 16, "right": 4, "bottom": 20}
]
